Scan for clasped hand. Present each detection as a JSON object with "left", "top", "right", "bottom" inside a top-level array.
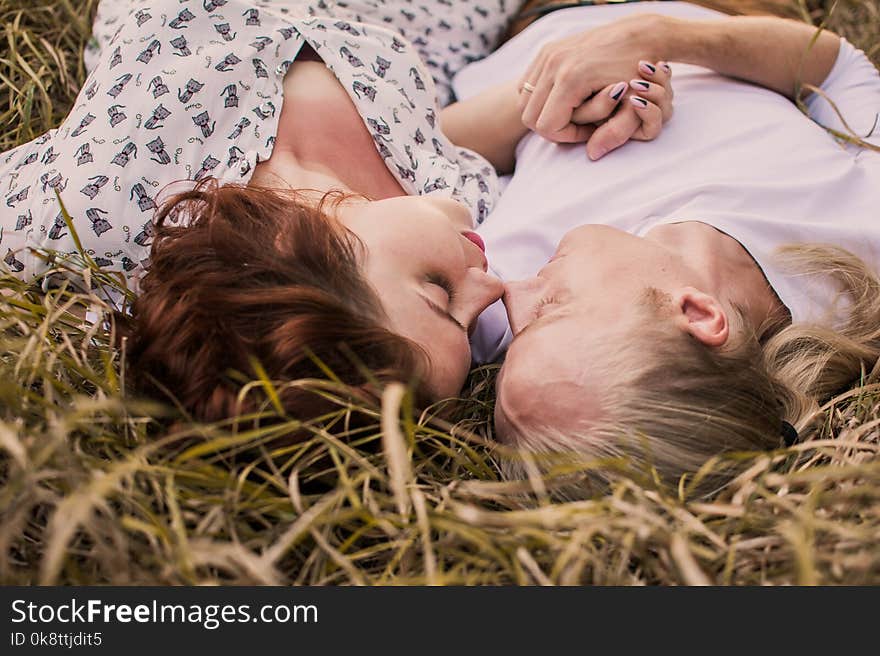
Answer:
[{"left": 517, "top": 15, "right": 674, "bottom": 160}]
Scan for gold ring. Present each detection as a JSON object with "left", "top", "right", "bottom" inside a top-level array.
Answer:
[{"left": 521, "top": 82, "right": 536, "bottom": 93}]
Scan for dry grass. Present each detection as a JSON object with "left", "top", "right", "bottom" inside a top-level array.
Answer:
[{"left": 1, "top": 0, "right": 879, "bottom": 586}]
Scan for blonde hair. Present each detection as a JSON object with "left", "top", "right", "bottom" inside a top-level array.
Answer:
[{"left": 501, "top": 245, "right": 880, "bottom": 497}]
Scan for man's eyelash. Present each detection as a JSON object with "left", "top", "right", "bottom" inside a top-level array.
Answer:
[{"left": 535, "top": 297, "right": 557, "bottom": 317}]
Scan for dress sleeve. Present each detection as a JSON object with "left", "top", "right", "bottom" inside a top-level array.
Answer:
[{"left": 805, "top": 38, "right": 880, "bottom": 149}]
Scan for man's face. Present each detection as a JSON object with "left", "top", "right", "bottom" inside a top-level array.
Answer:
[{"left": 494, "top": 224, "right": 692, "bottom": 440}]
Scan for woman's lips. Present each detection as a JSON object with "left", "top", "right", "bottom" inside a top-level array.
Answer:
[
  {"left": 460, "top": 230, "right": 489, "bottom": 272},
  {"left": 462, "top": 230, "right": 485, "bottom": 253}
]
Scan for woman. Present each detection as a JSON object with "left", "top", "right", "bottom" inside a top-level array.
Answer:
[
  {"left": 0, "top": 0, "right": 667, "bottom": 420},
  {"left": 457, "top": 3, "right": 880, "bottom": 493}
]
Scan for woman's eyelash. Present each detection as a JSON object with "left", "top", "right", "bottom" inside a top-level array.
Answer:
[{"left": 428, "top": 274, "right": 456, "bottom": 302}]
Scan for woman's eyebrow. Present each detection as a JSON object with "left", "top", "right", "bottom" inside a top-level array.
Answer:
[{"left": 420, "top": 295, "right": 466, "bottom": 332}]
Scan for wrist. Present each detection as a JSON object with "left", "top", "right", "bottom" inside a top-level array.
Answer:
[
  {"left": 634, "top": 14, "right": 678, "bottom": 62},
  {"left": 660, "top": 17, "right": 717, "bottom": 67}
]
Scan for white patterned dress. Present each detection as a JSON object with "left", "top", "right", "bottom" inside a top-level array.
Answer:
[
  {"left": 87, "top": 0, "right": 521, "bottom": 106},
  {"left": 0, "top": 0, "right": 507, "bottom": 289}
]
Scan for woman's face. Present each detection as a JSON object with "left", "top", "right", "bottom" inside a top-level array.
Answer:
[{"left": 337, "top": 195, "right": 504, "bottom": 399}]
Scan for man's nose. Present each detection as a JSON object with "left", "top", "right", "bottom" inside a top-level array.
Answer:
[{"left": 503, "top": 278, "right": 543, "bottom": 336}]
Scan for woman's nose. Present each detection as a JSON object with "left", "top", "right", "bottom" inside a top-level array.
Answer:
[
  {"left": 455, "top": 270, "right": 504, "bottom": 332},
  {"left": 503, "top": 278, "right": 543, "bottom": 336}
]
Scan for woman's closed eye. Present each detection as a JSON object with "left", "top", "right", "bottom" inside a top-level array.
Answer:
[{"left": 426, "top": 273, "right": 456, "bottom": 306}]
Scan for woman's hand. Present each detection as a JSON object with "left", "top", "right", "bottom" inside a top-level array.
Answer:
[{"left": 572, "top": 60, "right": 674, "bottom": 160}]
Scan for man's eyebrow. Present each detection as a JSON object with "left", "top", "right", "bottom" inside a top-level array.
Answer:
[{"left": 420, "top": 295, "right": 466, "bottom": 332}]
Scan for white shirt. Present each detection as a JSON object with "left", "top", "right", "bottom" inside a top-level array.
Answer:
[{"left": 453, "top": 2, "right": 880, "bottom": 363}]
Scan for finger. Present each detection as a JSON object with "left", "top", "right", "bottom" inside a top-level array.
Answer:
[
  {"left": 517, "top": 51, "right": 548, "bottom": 113},
  {"left": 629, "top": 95, "right": 663, "bottom": 141},
  {"left": 639, "top": 60, "right": 673, "bottom": 102},
  {"left": 534, "top": 72, "right": 598, "bottom": 139},
  {"left": 545, "top": 121, "right": 598, "bottom": 144},
  {"left": 520, "top": 71, "right": 556, "bottom": 131},
  {"left": 639, "top": 61, "right": 675, "bottom": 100},
  {"left": 629, "top": 79, "right": 673, "bottom": 121},
  {"left": 635, "top": 61, "right": 673, "bottom": 121},
  {"left": 517, "top": 79, "right": 536, "bottom": 114},
  {"left": 519, "top": 46, "right": 550, "bottom": 99},
  {"left": 570, "top": 81, "right": 627, "bottom": 125},
  {"left": 585, "top": 105, "right": 640, "bottom": 161}
]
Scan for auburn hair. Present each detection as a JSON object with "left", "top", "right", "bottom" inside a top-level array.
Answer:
[{"left": 126, "top": 178, "right": 428, "bottom": 422}]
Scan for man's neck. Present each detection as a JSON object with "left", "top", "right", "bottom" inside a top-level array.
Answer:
[{"left": 649, "top": 220, "right": 790, "bottom": 332}]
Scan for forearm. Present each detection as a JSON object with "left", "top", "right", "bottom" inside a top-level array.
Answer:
[
  {"left": 440, "top": 80, "right": 527, "bottom": 174},
  {"left": 657, "top": 15, "right": 841, "bottom": 99}
]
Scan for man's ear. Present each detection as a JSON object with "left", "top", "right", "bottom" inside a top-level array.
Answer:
[{"left": 672, "top": 287, "right": 729, "bottom": 347}]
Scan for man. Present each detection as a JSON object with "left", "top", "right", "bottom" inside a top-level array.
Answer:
[{"left": 453, "top": 2, "right": 880, "bottom": 489}]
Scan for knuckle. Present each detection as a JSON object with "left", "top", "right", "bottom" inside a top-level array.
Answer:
[
  {"left": 535, "top": 117, "right": 555, "bottom": 136},
  {"left": 557, "top": 65, "right": 578, "bottom": 85},
  {"left": 570, "top": 107, "right": 587, "bottom": 124},
  {"left": 545, "top": 51, "right": 563, "bottom": 71}
]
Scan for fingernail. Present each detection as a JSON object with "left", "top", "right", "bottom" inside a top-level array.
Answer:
[
  {"left": 590, "top": 146, "right": 608, "bottom": 161},
  {"left": 630, "top": 79, "right": 650, "bottom": 91},
  {"left": 639, "top": 61, "right": 656, "bottom": 75},
  {"left": 609, "top": 81, "right": 627, "bottom": 100},
  {"left": 630, "top": 95, "right": 648, "bottom": 108},
  {"left": 659, "top": 61, "right": 672, "bottom": 74}
]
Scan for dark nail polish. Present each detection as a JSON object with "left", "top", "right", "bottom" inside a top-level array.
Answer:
[{"left": 609, "top": 81, "right": 627, "bottom": 100}]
